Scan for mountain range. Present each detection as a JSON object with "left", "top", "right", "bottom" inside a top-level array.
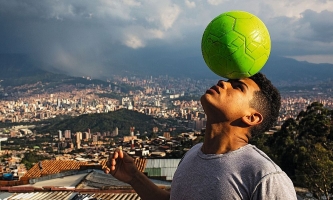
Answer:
[
  {"left": 0, "top": 53, "right": 332, "bottom": 87},
  {"left": 0, "top": 54, "right": 140, "bottom": 94}
]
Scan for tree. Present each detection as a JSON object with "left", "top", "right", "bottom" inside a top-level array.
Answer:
[
  {"left": 21, "top": 151, "right": 49, "bottom": 170},
  {"left": 294, "top": 102, "right": 333, "bottom": 199},
  {"left": 296, "top": 143, "right": 333, "bottom": 200},
  {"left": 251, "top": 118, "right": 299, "bottom": 179},
  {"left": 253, "top": 102, "right": 333, "bottom": 198},
  {"left": 270, "top": 118, "right": 298, "bottom": 179},
  {"left": 150, "top": 132, "right": 157, "bottom": 139}
]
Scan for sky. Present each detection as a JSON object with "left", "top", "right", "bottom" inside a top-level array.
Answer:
[{"left": 0, "top": 0, "right": 332, "bottom": 79}]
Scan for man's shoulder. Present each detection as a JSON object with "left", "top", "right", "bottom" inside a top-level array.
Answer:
[
  {"left": 185, "top": 143, "right": 203, "bottom": 155},
  {"left": 252, "top": 171, "right": 297, "bottom": 199},
  {"left": 244, "top": 145, "right": 282, "bottom": 173},
  {"left": 177, "top": 143, "right": 202, "bottom": 166}
]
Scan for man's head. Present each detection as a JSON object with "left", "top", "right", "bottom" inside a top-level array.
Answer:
[
  {"left": 200, "top": 72, "right": 281, "bottom": 137},
  {"left": 248, "top": 73, "right": 281, "bottom": 137}
]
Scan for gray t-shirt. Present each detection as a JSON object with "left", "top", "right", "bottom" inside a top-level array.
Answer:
[{"left": 170, "top": 143, "right": 297, "bottom": 200}]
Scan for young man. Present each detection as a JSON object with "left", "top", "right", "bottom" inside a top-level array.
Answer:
[{"left": 105, "top": 73, "right": 297, "bottom": 200}]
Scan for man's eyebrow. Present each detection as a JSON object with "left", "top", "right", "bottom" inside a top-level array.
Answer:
[{"left": 228, "top": 79, "right": 249, "bottom": 89}]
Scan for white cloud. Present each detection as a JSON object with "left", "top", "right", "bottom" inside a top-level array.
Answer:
[
  {"left": 160, "top": 4, "right": 181, "bottom": 30},
  {"left": 124, "top": 34, "right": 145, "bottom": 49},
  {"left": 122, "top": 0, "right": 141, "bottom": 6},
  {"left": 185, "top": 0, "right": 196, "bottom": 8},
  {"left": 148, "top": 29, "right": 165, "bottom": 39},
  {"left": 145, "top": 17, "right": 155, "bottom": 23},
  {"left": 260, "top": 0, "right": 333, "bottom": 18},
  {"left": 120, "top": 25, "right": 165, "bottom": 49},
  {"left": 96, "top": 0, "right": 133, "bottom": 20},
  {"left": 207, "top": 0, "right": 225, "bottom": 6}
]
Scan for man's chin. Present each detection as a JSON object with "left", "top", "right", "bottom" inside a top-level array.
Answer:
[
  {"left": 200, "top": 94, "right": 213, "bottom": 109},
  {"left": 200, "top": 94, "right": 207, "bottom": 103}
]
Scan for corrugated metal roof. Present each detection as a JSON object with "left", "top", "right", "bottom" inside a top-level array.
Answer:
[
  {"left": 4, "top": 191, "right": 73, "bottom": 200},
  {"left": 161, "top": 167, "right": 178, "bottom": 180},
  {"left": 146, "top": 159, "right": 180, "bottom": 168},
  {"left": 145, "top": 159, "right": 181, "bottom": 180},
  {"left": 74, "top": 193, "right": 140, "bottom": 200},
  {"left": 144, "top": 168, "right": 161, "bottom": 176},
  {"left": 2, "top": 192, "right": 141, "bottom": 200},
  {"left": 81, "top": 171, "right": 131, "bottom": 189},
  {"left": 0, "top": 192, "right": 12, "bottom": 199}
]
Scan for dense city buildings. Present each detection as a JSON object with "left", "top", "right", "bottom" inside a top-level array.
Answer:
[
  {"left": 0, "top": 75, "right": 332, "bottom": 157},
  {"left": 0, "top": 74, "right": 332, "bottom": 184},
  {"left": 0, "top": 75, "right": 332, "bottom": 127}
]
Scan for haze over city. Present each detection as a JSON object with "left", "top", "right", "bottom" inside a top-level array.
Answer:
[{"left": 0, "top": 0, "right": 333, "bottom": 79}]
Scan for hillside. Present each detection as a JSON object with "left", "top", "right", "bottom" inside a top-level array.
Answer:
[
  {"left": 33, "top": 109, "right": 178, "bottom": 136},
  {"left": 0, "top": 54, "right": 141, "bottom": 94},
  {"left": 262, "top": 56, "right": 333, "bottom": 84},
  {"left": 106, "top": 47, "right": 333, "bottom": 86}
]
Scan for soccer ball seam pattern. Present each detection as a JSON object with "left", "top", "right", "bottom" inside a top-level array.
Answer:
[{"left": 201, "top": 11, "right": 271, "bottom": 79}]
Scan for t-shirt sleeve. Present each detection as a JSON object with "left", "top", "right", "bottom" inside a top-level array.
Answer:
[{"left": 251, "top": 171, "right": 297, "bottom": 200}]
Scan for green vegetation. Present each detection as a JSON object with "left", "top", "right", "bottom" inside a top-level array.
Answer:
[
  {"left": 33, "top": 109, "right": 174, "bottom": 136},
  {"left": 0, "top": 114, "right": 72, "bottom": 129},
  {"left": 251, "top": 102, "right": 333, "bottom": 199},
  {"left": 21, "top": 151, "right": 50, "bottom": 170},
  {"left": 95, "top": 92, "right": 122, "bottom": 101}
]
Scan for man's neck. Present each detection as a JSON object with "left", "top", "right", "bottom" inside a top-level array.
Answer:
[{"left": 201, "top": 122, "right": 249, "bottom": 154}]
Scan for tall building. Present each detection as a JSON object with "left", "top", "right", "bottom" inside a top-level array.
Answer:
[
  {"left": 188, "top": 121, "right": 195, "bottom": 130},
  {"left": 57, "top": 98, "right": 61, "bottom": 107},
  {"left": 187, "top": 113, "right": 192, "bottom": 120},
  {"left": 92, "top": 135, "right": 98, "bottom": 143},
  {"left": 163, "top": 132, "right": 171, "bottom": 139},
  {"left": 130, "top": 127, "right": 135, "bottom": 149},
  {"left": 76, "top": 132, "right": 82, "bottom": 149},
  {"left": 76, "top": 132, "right": 82, "bottom": 143},
  {"left": 130, "top": 127, "right": 135, "bottom": 137},
  {"left": 64, "top": 130, "right": 71, "bottom": 139},
  {"left": 84, "top": 132, "right": 91, "bottom": 140},
  {"left": 112, "top": 127, "right": 118, "bottom": 137},
  {"left": 58, "top": 130, "right": 62, "bottom": 140},
  {"left": 195, "top": 119, "right": 205, "bottom": 131}
]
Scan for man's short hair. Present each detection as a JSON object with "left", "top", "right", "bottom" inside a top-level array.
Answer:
[{"left": 249, "top": 73, "right": 281, "bottom": 137}]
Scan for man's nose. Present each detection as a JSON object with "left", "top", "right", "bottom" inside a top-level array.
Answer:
[{"left": 217, "top": 80, "right": 228, "bottom": 89}]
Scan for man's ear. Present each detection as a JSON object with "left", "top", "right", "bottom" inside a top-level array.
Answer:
[{"left": 241, "top": 112, "right": 263, "bottom": 126}]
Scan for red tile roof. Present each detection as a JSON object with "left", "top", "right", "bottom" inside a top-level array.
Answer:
[
  {"left": 21, "top": 157, "right": 147, "bottom": 181},
  {"left": 21, "top": 160, "right": 88, "bottom": 180}
]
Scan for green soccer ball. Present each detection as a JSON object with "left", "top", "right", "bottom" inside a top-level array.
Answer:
[{"left": 201, "top": 10, "right": 271, "bottom": 79}]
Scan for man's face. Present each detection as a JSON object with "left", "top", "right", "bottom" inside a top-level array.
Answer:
[{"left": 200, "top": 77, "right": 260, "bottom": 122}]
